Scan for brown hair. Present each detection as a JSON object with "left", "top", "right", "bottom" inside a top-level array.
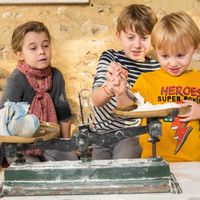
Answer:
[
  {"left": 11, "top": 21, "right": 51, "bottom": 54},
  {"left": 151, "top": 11, "right": 200, "bottom": 53},
  {"left": 117, "top": 4, "right": 157, "bottom": 36}
]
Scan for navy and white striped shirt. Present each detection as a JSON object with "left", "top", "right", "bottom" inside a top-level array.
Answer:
[{"left": 92, "top": 49, "right": 160, "bottom": 133}]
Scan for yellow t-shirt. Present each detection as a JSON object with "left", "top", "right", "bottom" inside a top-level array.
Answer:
[{"left": 131, "top": 68, "right": 200, "bottom": 162}]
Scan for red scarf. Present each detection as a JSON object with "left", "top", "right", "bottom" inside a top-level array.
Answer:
[{"left": 17, "top": 62, "right": 58, "bottom": 123}]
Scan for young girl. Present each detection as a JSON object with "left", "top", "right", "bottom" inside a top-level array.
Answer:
[{"left": 0, "top": 21, "right": 77, "bottom": 162}]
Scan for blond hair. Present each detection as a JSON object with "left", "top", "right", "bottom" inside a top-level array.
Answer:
[
  {"left": 151, "top": 11, "right": 200, "bottom": 53},
  {"left": 117, "top": 4, "right": 157, "bottom": 36},
  {"left": 11, "top": 21, "right": 51, "bottom": 54}
]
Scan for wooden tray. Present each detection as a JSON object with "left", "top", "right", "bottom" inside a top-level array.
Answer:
[
  {"left": 0, "top": 122, "right": 60, "bottom": 144},
  {"left": 113, "top": 106, "right": 191, "bottom": 119}
]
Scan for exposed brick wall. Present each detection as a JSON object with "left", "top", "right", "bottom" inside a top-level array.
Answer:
[{"left": 0, "top": 0, "right": 199, "bottom": 122}]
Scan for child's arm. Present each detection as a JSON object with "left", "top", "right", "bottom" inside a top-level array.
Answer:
[
  {"left": 0, "top": 72, "right": 24, "bottom": 108},
  {"left": 53, "top": 68, "right": 72, "bottom": 138},
  {"left": 59, "top": 120, "right": 71, "bottom": 138},
  {"left": 179, "top": 100, "right": 200, "bottom": 122},
  {"left": 92, "top": 85, "right": 114, "bottom": 107},
  {"left": 114, "top": 74, "right": 133, "bottom": 108},
  {"left": 92, "top": 62, "right": 128, "bottom": 107},
  {"left": 92, "top": 62, "right": 117, "bottom": 107},
  {"left": 101, "top": 62, "right": 132, "bottom": 108}
]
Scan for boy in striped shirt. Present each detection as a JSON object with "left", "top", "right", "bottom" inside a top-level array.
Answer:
[{"left": 91, "top": 4, "right": 160, "bottom": 160}]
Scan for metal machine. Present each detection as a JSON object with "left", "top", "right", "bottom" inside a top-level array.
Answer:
[
  {"left": 0, "top": 107, "right": 190, "bottom": 196},
  {"left": 0, "top": 91, "right": 191, "bottom": 196}
]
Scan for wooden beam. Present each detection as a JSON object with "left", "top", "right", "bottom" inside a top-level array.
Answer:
[{"left": 0, "top": 0, "right": 89, "bottom": 4}]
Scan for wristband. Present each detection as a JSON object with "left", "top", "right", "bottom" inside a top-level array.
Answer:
[{"left": 102, "top": 83, "right": 114, "bottom": 97}]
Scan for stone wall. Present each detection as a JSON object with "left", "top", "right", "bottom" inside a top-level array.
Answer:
[{"left": 0, "top": 0, "right": 200, "bottom": 121}]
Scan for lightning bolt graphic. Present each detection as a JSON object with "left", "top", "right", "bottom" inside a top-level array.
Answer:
[{"left": 171, "top": 118, "right": 193, "bottom": 154}]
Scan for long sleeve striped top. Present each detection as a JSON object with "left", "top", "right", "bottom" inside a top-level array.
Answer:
[{"left": 92, "top": 49, "right": 160, "bottom": 133}]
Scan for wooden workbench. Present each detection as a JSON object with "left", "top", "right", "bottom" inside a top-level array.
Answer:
[{"left": 0, "top": 162, "right": 199, "bottom": 200}]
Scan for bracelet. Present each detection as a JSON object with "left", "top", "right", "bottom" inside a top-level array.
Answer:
[{"left": 102, "top": 84, "right": 114, "bottom": 97}]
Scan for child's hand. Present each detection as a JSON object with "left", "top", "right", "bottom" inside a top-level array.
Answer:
[
  {"left": 108, "top": 62, "right": 128, "bottom": 79},
  {"left": 106, "top": 62, "right": 128, "bottom": 95},
  {"left": 25, "top": 149, "right": 42, "bottom": 156},
  {"left": 178, "top": 100, "right": 200, "bottom": 122}
]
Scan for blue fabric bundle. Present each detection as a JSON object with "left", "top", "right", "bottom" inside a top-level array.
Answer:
[{"left": 0, "top": 101, "right": 40, "bottom": 137}]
